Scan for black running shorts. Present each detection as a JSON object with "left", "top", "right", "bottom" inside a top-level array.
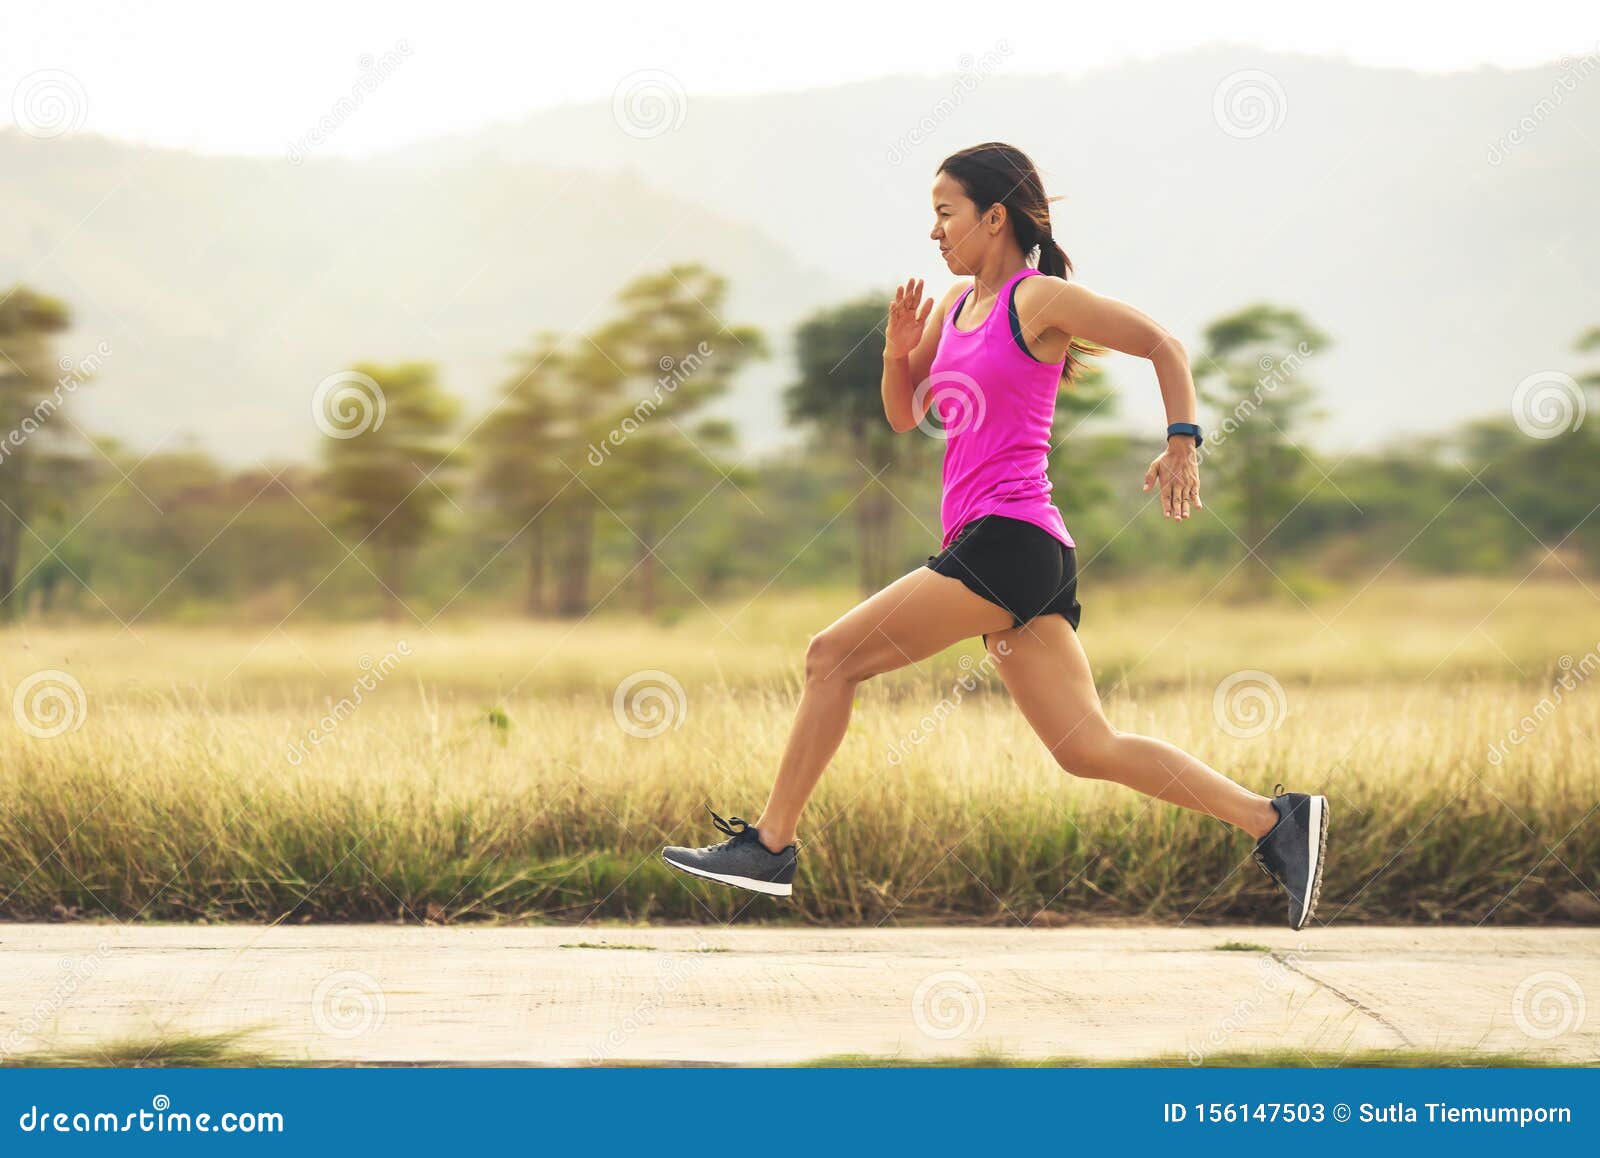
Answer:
[{"left": 923, "top": 513, "right": 1083, "bottom": 640}]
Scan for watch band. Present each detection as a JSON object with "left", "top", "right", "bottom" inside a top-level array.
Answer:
[{"left": 1167, "top": 421, "right": 1203, "bottom": 447}]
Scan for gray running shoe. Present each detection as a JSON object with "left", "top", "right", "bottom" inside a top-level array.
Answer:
[
  {"left": 661, "top": 807, "right": 797, "bottom": 897},
  {"left": 1251, "top": 784, "right": 1330, "bottom": 930}
]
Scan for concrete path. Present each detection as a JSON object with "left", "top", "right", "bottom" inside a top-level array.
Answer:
[{"left": 2, "top": 925, "right": 1596, "bottom": 1065}]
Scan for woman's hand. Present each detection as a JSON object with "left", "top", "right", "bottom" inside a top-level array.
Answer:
[
  {"left": 1142, "top": 438, "right": 1202, "bottom": 520},
  {"left": 885, "top": 277, "right": 932, "bottom": 358}
]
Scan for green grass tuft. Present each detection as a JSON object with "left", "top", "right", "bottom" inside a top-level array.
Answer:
[{"left": 3, "top": 1029, "right": 298, "bottom": 1068}]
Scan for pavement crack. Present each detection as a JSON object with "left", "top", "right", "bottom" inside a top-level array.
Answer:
[{"left": 1271, "top": 952, "right": 1416, "bottom": 1048}]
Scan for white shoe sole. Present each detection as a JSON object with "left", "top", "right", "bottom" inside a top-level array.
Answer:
[
  {"left": 661, "top": 853, "right": 793, "bottom": 897},
  {"left": 1294, "top": 795, "right": 1329, "bottom": 930}
]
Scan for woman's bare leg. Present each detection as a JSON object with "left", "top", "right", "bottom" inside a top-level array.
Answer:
[
  {"left": 752, "top": 567, "right": 1015, "bottom": 851},
  {"left": 986, "top": 614, "right": 1280, "bottom": 838}
]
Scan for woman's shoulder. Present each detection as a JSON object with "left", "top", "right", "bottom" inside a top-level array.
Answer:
[
  {"left": 933, "top": 280, "right": 974, "bottom": 318},
  {"left": 1012, "top": 273, "right": 1090, "bottom": 324},
  {"left": 1013, "top": 271, "right": 1075, "bottom": 301}
]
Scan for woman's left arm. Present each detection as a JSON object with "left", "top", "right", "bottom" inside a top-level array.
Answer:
[{"left": 1029, "top": 280, "right": 1202, "bottom": 521}]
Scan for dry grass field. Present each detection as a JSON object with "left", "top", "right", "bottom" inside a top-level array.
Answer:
[{"left": 2, "top": 576, "right": 1597, "bottom": 925}]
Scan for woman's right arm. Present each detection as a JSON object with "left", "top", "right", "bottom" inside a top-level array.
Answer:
[{"left": 881, "top": 278, "right": 954, "bottom": 433}]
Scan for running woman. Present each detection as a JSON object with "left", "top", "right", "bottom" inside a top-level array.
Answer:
[{"left": 662, "top": 142, "right": 1328, "bottom": 930}]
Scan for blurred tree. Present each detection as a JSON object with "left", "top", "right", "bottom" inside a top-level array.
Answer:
[
  {"left": 476, "top": 332, "right": 571, "bottom": 615},
  {"left": 481, "top": 265, "right": 762, "bottom": 618},
  {"left": 1577, "top": 323, "right": 1600, "bottom": 391},
  {"left": 1457, "top": 325, "right": 1600, "bottom": 571},
  {"left": 0, "top": 287, "right": 78, "bottom": 621},
  {"left": 321, "top": 361, "right": 460, "bottom": 618},
  {"left": 786, "top": 295, "right": 938, "bottom": 592},
  {"left": 605, "top": 417, "right": 753, "bottom": 615},
  {"left": 589, "top": 265, "right": 764, "bottom": 615},
  {"left": 1194, "top": 303, "right": 1331, "bottom": 598}
]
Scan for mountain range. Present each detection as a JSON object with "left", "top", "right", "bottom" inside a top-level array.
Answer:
[{"left": 3, "top": 44, "right": 1596, "bottom": 464}]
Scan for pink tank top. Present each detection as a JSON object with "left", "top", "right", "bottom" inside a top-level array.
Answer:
[{"left": 926, "top": 266, "right": 1075, "bottom": 549}]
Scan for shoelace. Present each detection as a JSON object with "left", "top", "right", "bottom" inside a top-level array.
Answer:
[
  {"left": 698, "top": 805, "right": 756, "bottom": 851},
  {"left": 707, "top": 806, "right": 753, "bottom": 839},
  {"left": 700, "top": 806, "right": 798, "bottom": 855}
]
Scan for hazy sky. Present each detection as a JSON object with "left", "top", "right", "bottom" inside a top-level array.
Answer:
[{"left": 3, "top": 0, "right": 1596, "bottom": 156}]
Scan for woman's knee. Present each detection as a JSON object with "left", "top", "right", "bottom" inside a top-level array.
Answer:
[
  {"left": 1050, "top": 725, "right": 1121, "bottom": 779},
  {"left": 804, "top": 629, "right": 870, "bottom": 686}
]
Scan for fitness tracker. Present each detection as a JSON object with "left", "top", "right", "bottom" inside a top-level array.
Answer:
[{"left": 1166, "top": 421, "right": 1203, "bottom": 447}]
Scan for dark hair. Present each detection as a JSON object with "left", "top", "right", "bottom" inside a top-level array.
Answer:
[{"left": 936, "top": 142, "right": 1101, "bottom": 382}]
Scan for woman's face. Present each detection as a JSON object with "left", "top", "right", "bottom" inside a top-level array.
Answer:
[{"left": 930, "top": 171, "right": 993, "bottom": 275}]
